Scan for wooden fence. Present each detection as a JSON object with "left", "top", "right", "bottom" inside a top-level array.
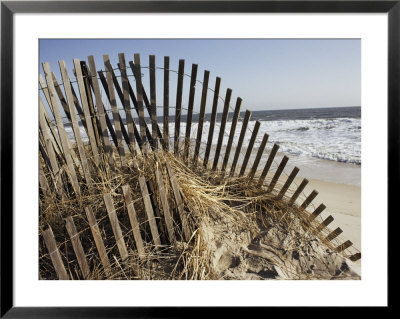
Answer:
[{"left": 39, "top": 53, "right": 361, "bottom": 279}]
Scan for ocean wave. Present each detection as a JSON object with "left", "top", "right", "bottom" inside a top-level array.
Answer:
[{"left": 63, "top": 116, "right": 361, "bottom": 165}]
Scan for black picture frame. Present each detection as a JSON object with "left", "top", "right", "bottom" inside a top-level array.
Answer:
[{"left": 1, "top": 1, "right": 395, "bottom": 317}]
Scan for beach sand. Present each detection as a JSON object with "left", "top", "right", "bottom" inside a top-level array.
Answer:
[{"left": 300, "top": 178, "right": 361, "bottom": 251}]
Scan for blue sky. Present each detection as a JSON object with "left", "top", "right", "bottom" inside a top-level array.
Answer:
[{"left": 39, "top": 39, "right": 360, "bottom": 112}]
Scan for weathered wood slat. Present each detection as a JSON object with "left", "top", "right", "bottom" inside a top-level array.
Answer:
[
  {"left": 39, "top": 74, "right": 55, "bottom": 116},
  {"left": 39, "top": 160, "right": 51, "bottom": 198},
  {"left": 308, "top": 204, "right": 326, "bottom": 222},
  {"left": 222, "top": 97, "right": 242, "bottom": 172},
  {"left": 230, "top": 110, "right": 251, "bottom": 176},
  {"left": 212, "top": 89, "right": 232, "bottom": 170},
  {"left": 300, "top": 190, "right": 319, "bottom": 210},
  {"left": 239, "top": 121, "right": 261, "bottom": 176},
  {"left": 87, "top": 55, "right": 116, "bottom": 172},
  {"left": 103, "top": 193, "right": 129, "bottom": 261},
  {"left": 80, "top": 61, "right": 102, "bottom": 150},
  {"left": 38, "top": 91, "right": 63, "bottom": 158},
  {"left": 42, "top": 227, "right": 69, "bottom": 280},
  {"left": 155, "top": 166, "right": 176, "bottom": 244},
  {"left": 133, "top": 53, "right": 147, "bottom": 150},
  {"left": 97, "top": 69, "right": 138, "bottom": 149},
  {"left": 39, "top": 98, "right": 65, "bottom": 197},
  {"left": 257, "top": 143, "right": 279, "bottom": 186},
  {"left": 165, "top": 162, "right": 191, "bottom": 241},
  {"left": 183, "top": 64, "right": 198, "bottom": 160},
  {"left": 121, "top": 185, "right": 145, "bottom": 259},
  {"left": 42, "top": 62, "right": 81, "bottom": 196},
  {"left": 325, "top": 227, "right": 343, "bottom": 242},
  {"left": 118, "top": 53, "right": 138, "bottom": 155},
  {"left": 315, "top": 215, "right": 334, "bottom": 233},
  {"left": 73, "top": 59, "right": 101, "bottom": 167},
  {"left": 174, "top": 59, "right": 185, "bottom": 156},
  {"left": 149, "top": 55, "right": 158, "bottom": 150},
  {"left": 85, "top": 206, "right": 111, "bottom": 276},
  {"left": 288, "top": 178, "right": 309, "bottom": 206},
  {"left": 104, "top": 54, "right": 127, "bottom": 165},
  {"left": 138, "top": 176, "right": 162, "bottom": 247},
  {"left": 127, "top": 61, "right": 162, "bottom": 144},
  {"left": 203, "top": 77, "right": 221, "bottom": 168},
  {"left": 45, "top": 138, "right": 66, "bottom": 199},
  {"left": 163, "top": 56, "right": 170, "bottom": 150},
  {"left": 65, "top": 216, "right": 90, "bottom": 279},
  {"left": 193, "top": 70, "right": 210, "bottom": 164},
  {"left": 267, "top": 155, "right": 289, "bottom": 192},
  {"left": 335, "top": 240, "right": 353, "bottom": 253},
  {"left": 349, "top": 253, "right": 361, "bottom": 261},
  {"left": 277, "top": 166, "right": 299, "bottom": 200},
  {"left": 59, "top": 60, "right": 93, "bottom": 191},
  {"left": 248, "top": 133, "right": 269, "bottom": 180}
]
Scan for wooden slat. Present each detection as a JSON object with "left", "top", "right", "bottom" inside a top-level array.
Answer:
[
  {"left": 248, "top": 133, "right": 268, "bottom": 180},
  {"left": 163, "top": 56, "right": 170, "bottom": 150},
  {"left": 239, "top": 121, "right": 261, "bottom": 176},
  {"left": 165, "top": 162, "right": 191, "bottom": 242},
  {"left": 59, "top": 60, "right": 93, "bottom": 191},
  {"left": 203, "top": 77, "right": 221, "bottom": 168},
  {"left": 308, "top": 204, "right": 326, "bottom": 222},
  {"left": 138, "top": 176, "right": 161, "bottom": 246},
  {"left": 276, "top": 166, "right": 300, "bottom": 200},
  {"left": 118, "top": 53, "right": 138, "bottom": 155},
  {"left": 127, "top": 61, "right": 161, "bottom": 144},
  {"left": 39, "top": 98, "right": 65, "bottom": 197},
  {"left": 288, "top": 178, "right": 309, "bottom": 206},
  {"left": 174, "top": 59, "right": 185, "bottom": 156},
  {"left": 65, "top": 216, "right": 90, "bottom": 279},
  {"left": 133, "top": 53, "right": 147, "bottom": 150},
  {"left": 45, "top": 138, "right": 66, "bottom": 198},
  {"left": 335, "top": 240, "right": 353, "bottom": 253},
  {"left": 257, "top": 143, "right": 280, "bottom": 186},
  {"left": 315, "top": 215, "right": 334, "bottom": 233},
  {"left": 97, "top": 69, "right": 136, "bottom": 149},
  {"left": 39, "top": 160, "right": 51, "bottom": 198},
  {"left": 121, "top": 185, "right": 145, "bottom": 259},
  {"left": 155, "top": 166, "right": 176, "bottom": 244},
  {"left": 80, "top": 61, "right": 102, "bottom": 151},
  {"left": 103, "top": 193, "right": 129, "bottom": 261},
  {"left": 39, "top": 74, "right": 55, "bottom": 116},
  {"left": 149, "top": 54, "right": 158, "bottom": 150},
  {"left": 42, "top": 227, "right": 69, "bottom": 280},
  {"left": 87, "top": 55, "right": 116, "bottom": 172},
  {"left": 38, "top": 91, "right": 63, "bottom": 158},
  {"left": 325, "top": 227, "right": 343, "bottom": 242},
  {"left": 193, "top": 70, "right": 210, "bottom": 164},
  {"left": 267, "top": 155, "right": 289, "bottom": 192},
  {"left": 42, "top": 62, "right": 81, "bottom": 196},
  {"left": 349, "top": 253, "right": 361, "bottom": 261},
  {"left": 222, "top": 97, "right": 242, "bottom": 172},
  {"left": 230, "top": 110, "right": 251, "bottom": 176},
  {"left": 85, "top": 206, "right": 111, "bottom": 276},
  {"left": 300, "top": 190, "right": 319, "bottom": 210},
  {"left": 183, "top": 64, "right": 198, "bottom": 160},
  {"left": 74, "top": 59, "right": 101, "bottom": 166},
  {"left": 212, "top": 89, "right": 232, "bottom": 170},
  {"left": 104, "top": 54, "right": 126, "bottom": 165}
]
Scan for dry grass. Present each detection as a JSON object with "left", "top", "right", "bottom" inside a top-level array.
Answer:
[{"left": 39, "top": 146, "right": 356, "bottom": 280}]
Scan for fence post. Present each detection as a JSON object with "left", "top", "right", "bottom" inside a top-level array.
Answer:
[
  {"left": 248, "top": 133, "right": 269, "bottom": 180},
  {"left": 174, "top": 59, "right": 185, "bottom": 156},
  {"left": 42, "top": 227, "right": 69, "bottom": 280},
  {"left": 184, "top": 64, "right": 198, "bottom": 160},
  {"left": 230, "top": 110, "right": 251, "bottom": 176},
  {"left": 239, "top": 121, "right": 261, "bottom": 176}
]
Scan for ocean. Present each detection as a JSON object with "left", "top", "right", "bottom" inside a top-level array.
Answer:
[{"left": 63, "top": 106, "right": 361, "bottom": 185}]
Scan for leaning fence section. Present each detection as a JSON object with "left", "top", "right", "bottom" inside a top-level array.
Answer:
[{"left": 39, "top": 53, "right": 361, "bottom": 279}]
